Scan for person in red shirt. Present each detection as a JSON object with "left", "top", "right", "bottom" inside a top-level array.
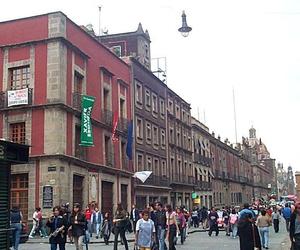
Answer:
[
  {"left": 85, "top": 206, "right": 92, "bottom": 237},
  {"left": 266, "top": 207, "right": 273, "bottom": 217}
]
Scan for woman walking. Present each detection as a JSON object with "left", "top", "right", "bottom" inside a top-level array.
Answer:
[
  {"left": 229, "top": 209, "right": 238, "bottom": 239},
  {"left": 290, "top": 203, "right": 300, "bottom": 250},
  {"left": 101, "top": 212, "right": 112, "bottom": 245},
  {"left": 46, "top": 206, "right": 67, "bottom": 250},
  {"left": 165, "top": 204, "right": 179, "bottom": 250},
  {"left": 257, "top": 209, "right": 271, "bottom": 249},
  {"left": 135, "top": 209, "right": 156, "bottom": 250},
  {"left": 69, "top": 203, "right": 86, "bottom": 250},
  {"left": 113, "top": 202, "right": 129, "bottom": 250}
]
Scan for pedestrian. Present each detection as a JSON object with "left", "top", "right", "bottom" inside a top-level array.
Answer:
[
  {"left": 113, "top": 202, "right": 129, "bottom": 250},
  {"left": 272, "top": 208, "right": 280, "bottom": 233},
  {"left": 238, "top": 213, "right": 261, "bottom": 250},
  {"left": 165, "top": 204, "right": 179, "bottom": 250},
  {"left": 229, "top": 209, "right": 238, "bottom": 239},
  {"left": 69, "top": 203, "right": 86, "bottom": 250},
  {"left": 201, "top": 206, "right": 208, "bottom": 229},
  {"left": 223, "top": 207, "right": 230, "bottom": 236},
  {"left": 101, "top": 212, "right": 112, "bottom": 245},
  {"left": 154, "top": 202, "right": 167, "bottom": 250},
  {"left": 289, "top": 203, "right": 300, "bottom": 250},
  {"left": 208, "top": 207, "right": 219, "bottom": 237},
  {"left": 84, "top": 205, "right": 92, "bottom": 237},
  {"left": 283, "top": 203, "right": 292, "bottom": 232},
  {"left": 29, "top": 207, "right": 40, "bottom": 238},
  {"left": 91, "top": 207, "right": 102, "bottom": 239},
  {"left": 257, "top": 209, "right": 272, "bottom": 249},
  {"left": 135, "top": 209, "right": 156, "bottom": 250},
  {"left": 130, "top": 204, "right": 140, "bottom": 234},
  {"left": 38, "top": 208, "right": 48, "bottom": 238},
  {"left": 46, "top": 206, "right": 67, "bottom": 250},
  {"left": 175, "top": 207, "right": 187, "bottom": 244},
  {"left": 10, "top": 205, "right": 23, "bottom": 250},
  {"left": 191, "top": 207, "right": 199, "bottom": 228}
]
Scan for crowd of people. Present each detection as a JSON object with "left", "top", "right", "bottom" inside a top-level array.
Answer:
[{"left": 9, "top": 200, "right": 300, "bottom": 250}]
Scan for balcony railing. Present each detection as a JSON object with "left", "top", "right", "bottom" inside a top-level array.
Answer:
[
  {"left": 118, "top": 116, "right": 128, "bottom": 132},
  {"left": 72, "top": 92, "right": 82, "bottom": 111},
  {"left": 75, "top": 146, "right": 87, "bottom": 161},
  {"left": 138, "top": 175, "right": 170, "bottom": 187},
  {"left": 105, "top": 152, "right": 114, "bottom": 167},
  {"left": 0, "top": 88, "right": 33, "bottom": 109},
  {"left": 195, "top": 180, "right": 212, "bottom": 191},
  {"left": 194, "top": 154, "right": 212, "bottom": 167},
  {"left": 101, "top": 109, "right": 113, "bottom": 126}
]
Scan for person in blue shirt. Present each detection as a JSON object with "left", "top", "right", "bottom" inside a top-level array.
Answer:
[
  {"left": 282, "top": 203, "right": 292, "bottom": 232},
  {"left": 238, "top": 203, "right": 256, "bottom": 220}
]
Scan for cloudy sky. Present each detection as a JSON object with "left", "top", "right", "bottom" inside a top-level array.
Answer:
[{"left": 1, "top": 0, "right": 299, "bottom": 171}]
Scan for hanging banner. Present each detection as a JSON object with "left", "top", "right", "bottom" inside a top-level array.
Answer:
[
  {"left": 7, "top": 88, "right": 28, "bottom": 107},
  {"left": 80, "top": 95, "right": 95, "bottom": 146}
]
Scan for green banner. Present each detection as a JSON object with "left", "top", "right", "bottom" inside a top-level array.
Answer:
[{"left": 80, "top": 95, "right": 95, "bottom": 146}]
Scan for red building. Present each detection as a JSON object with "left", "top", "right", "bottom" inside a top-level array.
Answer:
[{"left": 0, "top": 12, "right": 132, "bottom": 222}]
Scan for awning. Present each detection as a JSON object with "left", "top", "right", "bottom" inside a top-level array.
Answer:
[
  {"left": 208, "top": 169, "right": 215, "bottom": 178},
  {"left": 195, "top": 166, "right": 204, "bottom": 175}
]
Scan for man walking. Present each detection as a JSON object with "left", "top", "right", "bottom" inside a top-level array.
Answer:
[
  {"left": 282, "top": 203, "right": 292, "bottom": 232},
  {"left": 208, "top": 207, "right": 219, "bottom": 237},
  {"left": 154, "top": 202, "right": 167, "bottom": 250},
  {"left": 130, "top": 204, "right": 139, "bottom": 234}
]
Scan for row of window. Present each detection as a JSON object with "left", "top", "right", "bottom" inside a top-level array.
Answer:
[
  {"left": 135, "top": 81, "right": 165, "bottom": 119},
  {"left": 169, "top": 126, "right": 192, "bottom": 151},
  {"left": 136, "top": 153, "right": 167, "bottom": 177},
  {"left": 136, "top": 117, "right": 166, "bottom": 149},
  {"left": 167, "top": 97, "right": 191, "bottom": 125}
]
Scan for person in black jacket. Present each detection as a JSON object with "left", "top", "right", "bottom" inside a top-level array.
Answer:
[
  {"left": 238, "top": 214, "right": 261, "bottom": 250},
  {"left": 10, "top": 206, "right": 23, "bottom": 250},
  {"left": 69, "top": 203, "right": 86, "bottom": 250},
  {"left": 290, "top": 203, "right": 300, "bottom": 250},
  {"left": 46, "top": 206, "right": 67, "bottom": 250},
  {"left": 130, "top": 204, "right": 140, "bottom": 233}
]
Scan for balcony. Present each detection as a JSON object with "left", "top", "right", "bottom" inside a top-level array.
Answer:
[
  {"left": 170, "top": 174, "right": 194, "bottom": 186},
  {"left": 194, "top": 154, "right": 212, "bottom": 167},
  {"left": 118, "top": 116, "right": 128, "bottom": 132},
  {"left": 75, "top": 146, "right": 87, "bottom": 161},
  {"left": 137, "top": 174, "right": 170, "bottom": 187},
  {"left": 105, "top": 152, "right": 114, "bottom": 167},
  {"left": 72, "top": 92, "right": 82, "bottom": 111},
  {"left": 195, "top": 180, "right": 212, "bottom": 191},
  {"left": 0, "top": 88, "right": 33, "bottom": 109},
  {"left": 101, "top": 109, "right": 113, "bottom": 126}
]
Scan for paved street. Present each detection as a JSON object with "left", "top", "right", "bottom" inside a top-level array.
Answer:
[{"left": 20, "top": 222, "right": 291, "bottom": 250}]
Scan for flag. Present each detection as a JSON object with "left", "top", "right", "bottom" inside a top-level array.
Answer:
[
  {"left": 133, "top": 171, "right": 152, "bottom": 183},
  {"left": 126, "top": 120, "right": 133, "bottom": 160},
  {"left": 80, "top": 95, "right": 95, "bottom": 146},
  {"left": 112, "top": 111, "right": 119, "bottom": 143}
]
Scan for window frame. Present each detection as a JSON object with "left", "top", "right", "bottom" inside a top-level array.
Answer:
[{"left": 9, "top": 65, "right": 30, "bottom": 90}]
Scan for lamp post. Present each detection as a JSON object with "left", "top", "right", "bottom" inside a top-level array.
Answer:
[{"left": 178, "top": 10, "right": 192, "bottom": 37}]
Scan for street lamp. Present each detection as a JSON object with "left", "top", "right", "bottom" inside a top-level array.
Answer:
[{"left": 178, "top": 10, "right": 192, "bottom": 37}]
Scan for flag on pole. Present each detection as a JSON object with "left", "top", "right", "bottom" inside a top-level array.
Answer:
[
  {"left": 126, "top": 120, "right": 133, "bottom": 160},
  {"left": 112, "top": 111, "right": 119, "bottom": 143},
  {"left": 133, "top": 171, "right": 152, "bottom": 183}
]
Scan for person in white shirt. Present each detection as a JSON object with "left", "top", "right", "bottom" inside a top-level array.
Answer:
[
  {"left": 135, "top": 210, "right": 156, "bottom": 250},
  {"left": 29, "top": 207, "right": 40, "bottom": 238},
  {"left": 91, "top": 207, "right": 102, "bottom": 239}
]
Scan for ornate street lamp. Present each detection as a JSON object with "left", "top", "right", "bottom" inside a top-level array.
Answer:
[{"left": 178, "top": 10, "right": 192, "bottom": 37}]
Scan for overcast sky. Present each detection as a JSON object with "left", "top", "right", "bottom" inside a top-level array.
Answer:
[{"left": 1, "top": 0, "right": 299, "bottom": 171}]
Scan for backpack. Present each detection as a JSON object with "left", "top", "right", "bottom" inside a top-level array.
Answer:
[{"left": 230, "top": 214, "right": 238, "bottom": 224}]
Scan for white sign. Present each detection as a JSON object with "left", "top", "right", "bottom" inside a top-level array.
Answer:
[{"left": 8, "top": 88, "right": 29, "bottom": 107}]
